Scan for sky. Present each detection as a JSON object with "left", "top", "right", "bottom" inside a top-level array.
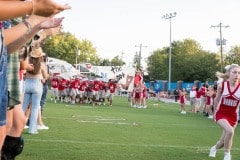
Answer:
[{"left": 56, "top": 0, "right": 240, "bottom": 66}]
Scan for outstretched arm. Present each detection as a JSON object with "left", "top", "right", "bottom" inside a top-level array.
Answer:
[
  {"left": 4, "top": 16, "right": 64, "bottom": 53},
  {"left": 36, "top": 25, "right": 62, "bottom": 43},
  {"left": 0, "top": 0, "right": 71, "bottom": 21}
]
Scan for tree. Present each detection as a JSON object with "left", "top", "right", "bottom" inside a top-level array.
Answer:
[
  {"left": 99, "top": 58, "right": 111, "bottom": 66},
  {"left": 79, "top": 39, "right": 100, "bottom": 65},
  {"left": 224, "top": 45, "right": 240, "bottom": 65},
  {"left": 171, "top": 39, "right": 219, "bottom": 82},
  {"left": 111, "top": 56, "right": 125, "bottom": 66},
  {"left": 147, "top": 39, "right": 219, "bottom": 82},
  {"left": 147, "top": 49, "right": 168, "bottom": 80},
  {"left": 41, "top": 32, "right": 100, "bottom": 65}
]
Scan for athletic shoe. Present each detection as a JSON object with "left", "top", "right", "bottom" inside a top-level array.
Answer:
[
  {"left": 208, "top": 115, "right": 213, "bottom": 119},
  {"left": 24, "top": 125, "right": 29, "bottom": 129},
  {"left": 223, "top": 152, "right": 231, "bottom": 160},
  {"left": 180, "top": 111, "right": 186, "bottom": 114},
  {"left": 28, "top": 131, "right": 39, "bottom": 134},
  {"left": 209, "top": 145, "right": 217, "bottom": 157},
  {"left": 37, "top": 124, "right": 49, "bottom": 130}
]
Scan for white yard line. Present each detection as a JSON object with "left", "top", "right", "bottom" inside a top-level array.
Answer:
[
  {"left": 24, "top": 139, "right": 240, "bottom": 151},
  {"left": 76, "top": 120, "right": 131, "bottom": 125},
  {"left": 47, "top": 115, "right": 217, "bottom": 128}
]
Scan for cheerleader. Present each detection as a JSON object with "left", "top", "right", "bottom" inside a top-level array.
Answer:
[
  {"left": 209, "top": 64, "right": 240, "bottom": 160},
  {"left": 179, "top": 88, "right": 187, "bottom": 114}
]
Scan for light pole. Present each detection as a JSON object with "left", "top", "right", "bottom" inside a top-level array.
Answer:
[
  {"left": 135, "top": 44, "right": 147, "bottom": 70},
  {"left": 120, "top": 51, "right": 125, "bottom": 66},
  {"left": 162, "top": 12, "right": 177, "bottom": 91},
  {"left": 75, "top": 47, "right": 80, "bottom": 68},
  {"left": 210, "top": 22, "right": 229, "bottom": 72}
]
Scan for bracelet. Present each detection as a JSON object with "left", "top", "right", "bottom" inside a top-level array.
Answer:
[{"left": 23, "top": 20, "right": 32, "bottom": 34}]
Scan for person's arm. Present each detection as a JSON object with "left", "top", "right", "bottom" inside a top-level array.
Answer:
[
  {"left": 0, "top": 1, "right": 32, "bottom": 21},
  {"left": 37, "top": 26, "right": 62, "bottom": 42},
  {"left": 42, "top": 64, "right": 49, "bottom": 79},
  {"left": 0, "top": 0, "right": 71, "bottom": 21},
  {"left": 21, "top": 61, "right": 34, "bottom": 71},
  {"left": 20, "top": 56, "right": 28, "bottom": 70},
  {"left": 41, "top": 63, "right": 49, "bottom": 84},
  {"left": 20, "top": 55, "right": 34, "bottom": 71},
  {"left": 213, "top": 83, "right": 222, "bottom": 112},
  {"left": 4, "top": 16, "right": 64, "bottom": 53}
]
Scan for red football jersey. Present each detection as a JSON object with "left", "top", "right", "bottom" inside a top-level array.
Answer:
[{"left": 51, "top": 77, "right": 59, "bottom": 88}]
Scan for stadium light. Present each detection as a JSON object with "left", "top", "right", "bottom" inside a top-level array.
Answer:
[{"left": 162, "top": 12, "right": 177, "bottom": 91}]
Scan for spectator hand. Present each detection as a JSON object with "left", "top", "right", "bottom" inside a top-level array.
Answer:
[
  {"left": 41, "top": 78, "right": 46, "bottom": 84},
  {"left": 27, "top": 63, "right": 34, "bottom": 71},
  {"left": 45, "top": 25, "right": 62, "bottom": 36},
  {"left": 40, "top": 17, "right": 64, "bottom": 30},
  {"left": 33, "top": 0, "right": 71, "bottom": 17}
]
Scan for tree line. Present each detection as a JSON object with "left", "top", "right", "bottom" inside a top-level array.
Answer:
[
  {"left": 147, "top": 38, "right": 240, "bottom": 82},
  {"left": 41, "top": 32, "right": 124, "bottom": 66},
  {"left": 41, "top": 32, "right": 240, "bottom": 82}
]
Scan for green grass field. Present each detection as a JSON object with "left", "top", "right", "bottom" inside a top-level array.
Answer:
[{"left": 18, "top": 95, "right": 240, "bottom": 160}]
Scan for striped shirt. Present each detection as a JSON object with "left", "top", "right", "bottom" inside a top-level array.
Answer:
[{"left": 5, "top": 20, "right": 22, "bottom": 107}]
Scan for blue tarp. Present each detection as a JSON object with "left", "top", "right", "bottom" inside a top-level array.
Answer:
[{"left": 145, "top": 81, "right": 214, "bottom": 93}]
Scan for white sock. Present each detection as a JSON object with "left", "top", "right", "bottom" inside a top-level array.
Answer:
[{"left": 224, "top": 152, "right": 230, "bottom": 155}]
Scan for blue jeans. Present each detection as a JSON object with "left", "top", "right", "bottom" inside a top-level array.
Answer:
[
  {"left": 0, "top": 46, "right": 8, "bottom": 126},
  {"left": 22, "top": 78, "right": 43, "bottom": 133},
  {"left": 40, "top": 82, "right": 48, "bottom": 112}
]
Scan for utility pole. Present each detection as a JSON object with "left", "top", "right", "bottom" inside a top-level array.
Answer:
[
  {"left": 120, "top": 51, "right": 125, "bottom": 66},
  {"left": 75, "top": 46, "right": 78, "bottom": 68},
  {"left": 211, "top": 22, "right": 229, "bottom": 72},
  {"left": 162, "top": 12, "right": 177, "bottom": 91},
  {"left": 75, "top": 46, "right": 80, "bottom": 68},
  {"left": 135, "top": 44, "right": 147, "bottom": 70}
]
